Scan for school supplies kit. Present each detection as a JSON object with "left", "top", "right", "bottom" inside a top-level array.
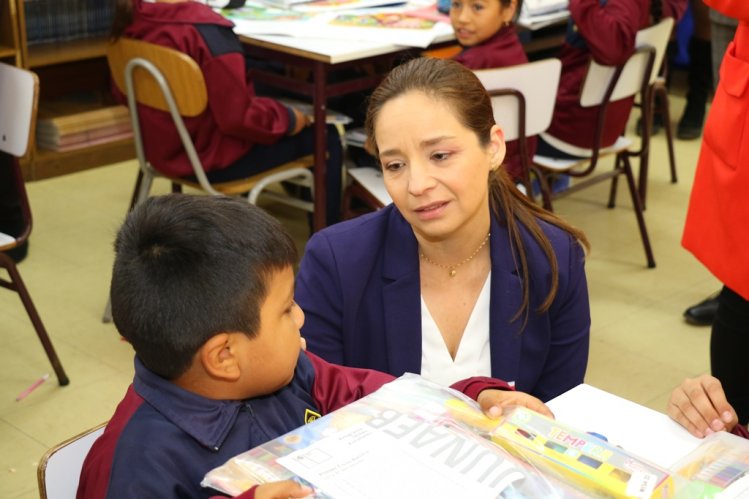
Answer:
[{"left": 202, "top": 375, "right": 749, "bottom": 498}]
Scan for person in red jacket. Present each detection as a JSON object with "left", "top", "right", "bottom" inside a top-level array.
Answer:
[
  {"left": 111, "top": 0, "right": 343, "bottom": 225},
  {"left": 537, "top": 0, "right": 685, "bottom": 160},
  {"left": 449, "top": 0, "right": 533, "bottom": 183},
  {"left": 682, "top": 0, "right": 749, "bottom": 427}
]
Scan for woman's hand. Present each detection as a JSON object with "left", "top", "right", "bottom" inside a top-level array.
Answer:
[
  {"left": 667, "top": 374, "right": 738, "bottom": 438},
  {"left": 254, "top": 480, "right": 314, "bottom": 499},
  {"left": 477, "top": 389, "right": 554, "bottom": 419}
]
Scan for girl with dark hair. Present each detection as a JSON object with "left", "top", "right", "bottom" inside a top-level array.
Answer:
[
  {"left": 296, "top": 57, "right": 591, "bottom": 402},
  {"left": 449, "top": 0, "right": 532, "bottom": 183}
]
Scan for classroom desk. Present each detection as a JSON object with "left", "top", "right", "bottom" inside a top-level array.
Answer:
[
  {"left": 236, "top": 32, "right": 453, "bottom": 230},
  {"left": 547, "top": 383, "right": 703, "bottom": 469},
  {"left": 235, "top": 15, "right": 568, "bottom": 230}
]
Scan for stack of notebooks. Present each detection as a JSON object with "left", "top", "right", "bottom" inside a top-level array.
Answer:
[
  {"left": 36, "top": 105, "right": 133, "bottom": 152},
  {"left": 517, "top": 0, "right": 569, "bottom": 30}
]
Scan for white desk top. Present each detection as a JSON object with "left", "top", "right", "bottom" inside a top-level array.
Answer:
[
  {"left": 237, "top": 30, "right": 454, "bottom": 64},
  {"left": 547, "top": 383, "right": 704, "bottom": 469}
]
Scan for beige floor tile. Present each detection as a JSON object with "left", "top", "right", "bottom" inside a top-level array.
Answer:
[{"left": 0, "top": 420, "right": 48, "bottom": 499}]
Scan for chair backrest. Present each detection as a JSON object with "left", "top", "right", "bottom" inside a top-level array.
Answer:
[
  {"left": 637, "top": 17, "right": 675, "bottom": 86},
  {"left": 580, "top": 17, "right": 673, "bottom": 108},
  {"left": 0, "top": 62, "right": 39, "bottom": 157},
  {"left": 107, "top": 38, "right": 207, "bottom": 116},
  {"left": 106, "top": 37, "right": 218, "bottom": 195},
  {"left": 37, "top": 423, "right": 106, "bottom": 499},
  {"left": 474, "top": 58, "right": 562, "bottom": 142}
]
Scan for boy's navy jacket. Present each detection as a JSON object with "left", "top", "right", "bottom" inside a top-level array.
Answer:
[{"left": 77, "top": 351, "right": 510, "bottom": 498}]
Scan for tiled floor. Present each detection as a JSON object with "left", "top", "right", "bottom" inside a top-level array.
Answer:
[{"left": 1, "top": 94, "right": 718, "bottom": 498}]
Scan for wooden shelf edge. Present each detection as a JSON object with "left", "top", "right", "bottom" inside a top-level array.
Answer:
[
  {"left": 0, "top": 45, "right": 17, "bottom": 58},
  {"left": 25, "top": 138, "right": 135, "bottom": 181},
  {"left": 28, "top": 36, "right": 109, "bottom": 68}
]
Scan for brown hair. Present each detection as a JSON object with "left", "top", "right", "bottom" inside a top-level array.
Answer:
[
  {"left": 364, "top": 57, "right": 589, "bottom": 325},
  {"left": 110, "top": 0, "right": 134, "bottom": 41}
]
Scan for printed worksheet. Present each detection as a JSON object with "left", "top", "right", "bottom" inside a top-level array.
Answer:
[{"left": 277, "top": 415, "right": 526, "bottom": 498}]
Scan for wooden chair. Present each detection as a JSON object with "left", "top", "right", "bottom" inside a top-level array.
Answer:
[
  {"left": 106, "top": 37, "right": 315, "bottom": 212},
  {"left": 533, "top": 19, "right": 674, "bottom": 269},
  {"left": 0, "top": 62, "right": 69, "bottom": 386},
  {"left": 37, "top": 422, "right": 106, "bottom": 499},
  {"left": 103, "top": 38, "right": 316, "bottom": 322},
  {"left": 474, "top": 58, "right": 562, "bottom": 194},
  {"left": 341, "top": 59, "right": 563, "bottom": 218}
]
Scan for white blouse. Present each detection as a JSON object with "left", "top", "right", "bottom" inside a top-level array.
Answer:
[{"left": 420, "top": 273, "right": 492, "bottom": 386}]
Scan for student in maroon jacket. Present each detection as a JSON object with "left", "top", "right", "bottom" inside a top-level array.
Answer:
[
  {"left": 450, "top": 0, "right": 533, "bottom": 183},
  {"left": 111, "top": 0, "right": 343, "bottom": 225},
  {"left": 538, "top": 0, "right": 686, "bottom": 159}
]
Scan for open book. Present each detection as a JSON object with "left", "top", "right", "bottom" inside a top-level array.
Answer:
[{"left": 201, "top": 375, "right": 704, "bottom": 498}]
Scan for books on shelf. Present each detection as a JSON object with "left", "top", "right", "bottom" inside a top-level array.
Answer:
[
  {"left": 37, "top": 105, "right": 132, "bottom": 152},
  {"left": 24, "top": 0, "right": 113, "bottom": 46}
]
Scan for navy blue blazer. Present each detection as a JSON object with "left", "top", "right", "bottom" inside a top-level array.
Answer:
[{"left": 296, "top": 205, "right": 590, "bottom": 402}]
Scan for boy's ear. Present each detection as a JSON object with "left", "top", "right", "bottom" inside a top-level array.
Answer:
[{"left": 200, "top": 333, "right": 241, "bottom": 381}]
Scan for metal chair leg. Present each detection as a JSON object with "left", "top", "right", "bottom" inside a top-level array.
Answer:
[
  {"left": 622, "top": 157, "right": 656, "bottom": 269},
  {"left": 532, "top": 167, "right": 554, "bottom": 212},
  {"left": 657, "top": 84, "right": 678, "bottom": 184},
  {"left": 0, "top": 254, "right": 69, "bottom": 385},
  {"left": 608, "top": 156, "right": 621, "bottom": 209}
]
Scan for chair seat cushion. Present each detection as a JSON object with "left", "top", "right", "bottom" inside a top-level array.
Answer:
[{"left": 0, "top": 231, "right": 17, "bottom": 251}]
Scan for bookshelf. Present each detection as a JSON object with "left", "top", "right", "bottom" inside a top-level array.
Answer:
[
  {"left": 1, "top": 0, "right": 24, "bottom": 66},
  {"left": 5, "top": 0, "right": 134, "bottom": 180}
]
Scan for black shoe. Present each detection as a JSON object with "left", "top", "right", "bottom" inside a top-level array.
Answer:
[
  {"left": 676, "top": 104, "right": 705, "bottom": 140},
  {"left": 683, "top": 293, "right": 720, "bottom": 326},
  {"left": 636, "top": 113, "right": 663, "bottom": 137},
  {"left": 678, "top": 37, "right": 712, "bottom": 140}
]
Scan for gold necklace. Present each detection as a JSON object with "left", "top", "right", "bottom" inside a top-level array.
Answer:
[{"left": 419, "top": 232, "right": 490, "bottom": 277}]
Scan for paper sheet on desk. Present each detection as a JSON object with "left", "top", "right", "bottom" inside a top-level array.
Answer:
[
  {"left": 546, "top": 384, "right": 703, "bottom": 469},
  {"left": 224, "top": 2, "right": 453, "bottom": 47}
]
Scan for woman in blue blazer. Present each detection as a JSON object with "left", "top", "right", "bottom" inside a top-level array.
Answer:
[{"left": 296, "top": 58, "right": 591, "bottom": 403}]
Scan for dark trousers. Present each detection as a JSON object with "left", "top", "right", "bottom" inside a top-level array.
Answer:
[
  {"left": 0, "top": 154, "right": 28, "bottom": 262},
  {"left": 711, "top": 285, "right": 749, "bottom": 425},
  {"left": 205, "top": 125, "right": 343, "bottom": 226}
]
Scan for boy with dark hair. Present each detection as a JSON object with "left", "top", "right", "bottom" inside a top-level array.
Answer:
[{"left": 78, "top": 194, "right": 549, "bottom": 498}]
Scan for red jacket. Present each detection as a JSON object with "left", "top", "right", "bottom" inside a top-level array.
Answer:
[
  {"left": 682, "top": 0, "right": 749, "bottom": 300},
  {"left": 117, "top": 0, "right": 293, "bottom": 177},
  {"left": 454, "top": 25, "right": 536, "bottom": 182},
  {"left": 545, "top": 0, "right": 683, "bottom": 150}
]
